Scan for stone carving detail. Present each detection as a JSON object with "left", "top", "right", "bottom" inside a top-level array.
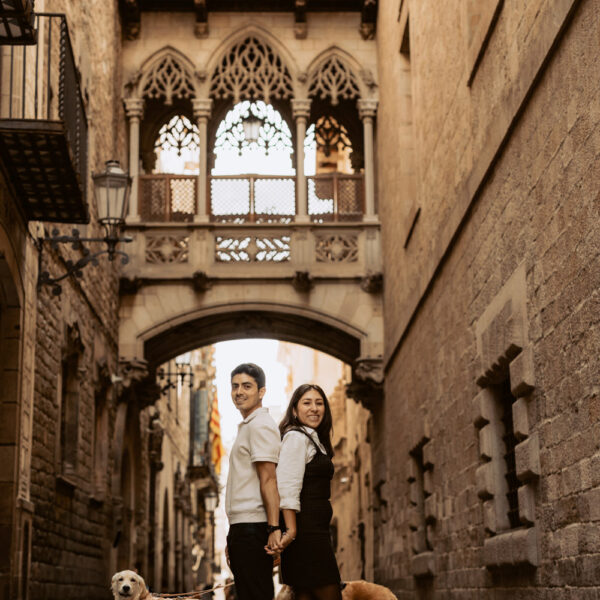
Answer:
[
  {"left": 210, "top": 37, "right": 294, "bottom": 104},
  {"left": 308, "top": 56, "right": 361, "bottom": 105},
  {"left": 215, "top": 235, "right": 290, "bottom": 262},
  {"left": 346, "top": 356, "right": 383, "bottom": 411},
  {"left": 315, "top": 234, "right": 358, "bottom": 263},
  {"left": 146, "top": 235, "right": 189, "bottom": 264},
  {"left": 142, "top": 55, "right": 196, "bottom": 105}
]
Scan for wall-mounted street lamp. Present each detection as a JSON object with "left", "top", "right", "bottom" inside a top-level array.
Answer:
[
  {"left": 37, "top": 160, "right": 133, "bottom": 296},
  {"left": 157, "top": 353, "right": 194, "bottom": 395},
  {"left": 203, "top": 490, "right": 218, "bottom": 513}
]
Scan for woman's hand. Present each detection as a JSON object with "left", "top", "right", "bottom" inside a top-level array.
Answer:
[{"left": 275, "top": 530, "right": 296, "bottom": 552}]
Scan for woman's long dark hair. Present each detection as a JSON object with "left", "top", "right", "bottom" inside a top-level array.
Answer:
[{"left": 279, "top": 384, "right": 334, "bottom": 458}]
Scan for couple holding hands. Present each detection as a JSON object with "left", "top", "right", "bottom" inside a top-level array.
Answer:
[{"left": 225, "top": 363, "right": 341, "bottom": 600}]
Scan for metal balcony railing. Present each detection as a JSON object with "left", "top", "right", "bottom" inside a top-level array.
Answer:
[
  {"left": 0, "top": 13, "right": 88, "bottom": 223},
  {"left": 140, "top": 174, "right": 197, "bottom": 222},
  {"left": 137, "top": 172, "right": 365, "bottom": 223},
  {"left": 308, "top": 173, "right": 364, "bottom": 222},
  {"left": 210, "top": 174, "right": 296, "bottom": 223}
]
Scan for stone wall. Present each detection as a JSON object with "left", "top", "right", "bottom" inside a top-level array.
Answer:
[
  {"left": 376, "top": 0, "right": 599, "bottom": 597},
  {"left": 25, "top": 1, "right": 127, "bottom": 598}
]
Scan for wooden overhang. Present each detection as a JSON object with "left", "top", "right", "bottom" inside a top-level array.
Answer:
[
  {"left": 0, "top": 0, "right": 36, "bottom": 44},
  {"left": 0, "top": 120, "right": 89, "bottom": 224},
  {"left": 119, "top": 0, "right": 377, "bottom": 40}
]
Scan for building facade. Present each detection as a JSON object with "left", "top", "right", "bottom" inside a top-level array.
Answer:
[{"left": 375, "top": 0, "right": 600, "bottom": 597}]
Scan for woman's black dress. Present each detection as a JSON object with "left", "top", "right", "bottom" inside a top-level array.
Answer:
[{"left": 280, "top": 429, "right": 341, "bottom": 589}]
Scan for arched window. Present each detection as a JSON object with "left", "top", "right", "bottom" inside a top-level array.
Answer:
[
  {"left": 213, "top": 101, "right": 293, "bottom": 175},
  {"left": 211, "top": 101, "right": 295, "bottom": 222},
  {"left": 154, "top": 115, "right": 200, "bottom": 175},
  {"left": 304, "top": 115, "right": 354, "bottom": 176}
]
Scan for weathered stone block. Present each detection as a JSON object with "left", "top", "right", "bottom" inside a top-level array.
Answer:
[
  {"left": 407, "top": 504, "right": 420, "bottom": 530},
  {"left": 518, "top": 484, "right": 536, "bottom": 525},
  {"left": 510, "top": 528, "right": 539, "bottom": 566},
  {"left": 482, "top": 499, "right": 497, "bottom": 534},
  {"left": 515, "top": 433, "right": 541, "bottom": 482},
  {"left": 422, "top": 442, "right": 434, "bottom": 470},
  {"left": 424, "top": 492, "right": 437, "bottom": 522},
  {"left": 410, "top": 551, "right": 435, "bottom": 577},
  {"left": 423, "top": 469, "right": 434, "bottom": 495},
  {"left": 476, "top": 463, "right": 494, "bottom": 499},
  {"left": 473, "top": 388, "right": 496, "bottom": 428},
  {"left": 510, "top": 346, "right": 535, "bottom": 397},
  {"left": 512, "top": 397, "right": 529, "bottom": 441},
  {"left": 479, "top": 424, "right": 494, "bottom": 460}
]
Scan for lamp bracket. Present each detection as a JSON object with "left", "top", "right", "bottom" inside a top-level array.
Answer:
[{"left": 37, "top": 228, "right": 132, "bottom": 296}]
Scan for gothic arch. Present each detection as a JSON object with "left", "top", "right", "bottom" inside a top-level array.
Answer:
[
  {"left": 133, "top": 46, "right": 199, "bottom": 105},
  {"left": 205, "top": 25, "right": 299, "bottom": 104},
  {"left": 129, "top": 301, "right": 365, "bottom": 370},
  {"left": 306, "top": 46, "right": 374, "bottom": 104}
]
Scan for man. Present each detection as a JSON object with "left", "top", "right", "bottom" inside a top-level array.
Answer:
[{"left": 225, "top": 363, "right": 281, "bottom": 600}]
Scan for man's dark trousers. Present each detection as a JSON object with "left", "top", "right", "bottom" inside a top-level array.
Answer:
[{"left": 227, "top": 523, "right": 273, "bottom": 600}]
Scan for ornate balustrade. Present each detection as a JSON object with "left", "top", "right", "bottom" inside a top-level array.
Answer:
[
  {"left": 137, "top": 172, "right": 365, "bottom": 223},
  {"left": 120, "top": 221, "right": 381, "bottom": 288}
]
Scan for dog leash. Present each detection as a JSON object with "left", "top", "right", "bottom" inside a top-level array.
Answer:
[{"left": 154, "top": 582, "right": 235, "bottom": 599}]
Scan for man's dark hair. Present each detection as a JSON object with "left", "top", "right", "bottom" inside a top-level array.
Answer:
[{"left": 231, "top": 363, "right": 266, "bottom": 389}]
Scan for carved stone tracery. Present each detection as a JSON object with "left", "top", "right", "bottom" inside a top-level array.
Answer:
[
  {"left": 315, "top": 234, "right": 358, "bottom": 263},
  {"left": 142, "top": 55, "right": 196, "bottom": 105},
  {"left": 308, "top": 56, "right": 361, "bottom": 105},
  {"left": 209, "top": 36, "right": 294, "bottom": 104},
  {"left": 145, "top": 235, "right": 190, "bottom": 264},
  {"left": 215, "top": 235, "right": 291, "bottom": 263}
]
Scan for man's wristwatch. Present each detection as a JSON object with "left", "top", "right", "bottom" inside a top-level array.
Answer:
[{"left": 266, "top": 525, "right": 281, "bottom": 534}]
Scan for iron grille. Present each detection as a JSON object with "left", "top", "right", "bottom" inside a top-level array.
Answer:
[
  {"left": 308, "top": 173, "right": 364, "bottom": 222},
  {"left": 139, "top": 175, "right": 196, "bottom": 222},
  {"left": 210, "top": 175, "right": 295, "bottom": 223}
]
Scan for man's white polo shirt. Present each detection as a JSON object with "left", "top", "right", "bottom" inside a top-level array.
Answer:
[{"left": 225, "top": 406, "right": 280, "bottom": 524}]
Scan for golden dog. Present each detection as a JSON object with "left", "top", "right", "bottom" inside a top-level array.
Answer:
[
  {"left": 276, "top": 581, "right": 397, "bottom": 600},
  {"left": 111, "top": 570, "right": 151, "bottom": 600}
]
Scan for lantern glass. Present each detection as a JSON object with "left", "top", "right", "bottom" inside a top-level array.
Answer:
[
  {"left": 203, "top": 490, "right": 218, "bottom": 513},
  {"left": 93, "top": 160, "right": 130, "bottom": 226},
  {"left": 242, "top": 116, "right": 262, "bottom": 144}
]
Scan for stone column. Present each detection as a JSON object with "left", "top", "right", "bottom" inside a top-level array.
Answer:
[
  {"left": 358, "top": 99, "right": 379, "bottom": 222},
  {"left": 193, "top": 98, "right": 213, "bottom": 223},
  {"left": 292, "top": 99, "right": 311, "bottom": 223},
  {"left": 124, "top": 98, "right": 144, "bottom": 222}
]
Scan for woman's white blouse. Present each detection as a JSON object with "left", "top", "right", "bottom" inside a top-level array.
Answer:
[{"left": 277, "top": 426, "right": 327, "bottom": 511}]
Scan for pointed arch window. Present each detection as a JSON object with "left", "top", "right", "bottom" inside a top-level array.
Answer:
[
  {"left": 142, "top": 55, "right": 195, "bottom": 105},
  {"left": 209, "top": 36, "right": 294, "bottom": 104},
  {"left": 304, "top": 115, "right": 353, "bottom": 175},
  {"left": 308, "top": 56, "right": 361, "bottom": 105}
]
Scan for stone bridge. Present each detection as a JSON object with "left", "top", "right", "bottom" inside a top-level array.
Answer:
[{"left": 119, "top": 213, "right": 384, "bottom": 400}]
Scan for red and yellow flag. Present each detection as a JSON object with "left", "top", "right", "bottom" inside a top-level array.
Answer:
[{"left": 209, "top": 393, "right": 225, "bottom": 474}]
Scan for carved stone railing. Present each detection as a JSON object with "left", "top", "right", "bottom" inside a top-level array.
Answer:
[
  {"left": 136, "top": 172, "right": 365, "bottom": 223},
  {"left": 120, "top": 221, "right": 381, "bottom": 289}
]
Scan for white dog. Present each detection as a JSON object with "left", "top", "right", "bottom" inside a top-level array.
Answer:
[{"left": 111, "top": 570, "right": 150, "bottom": 600}]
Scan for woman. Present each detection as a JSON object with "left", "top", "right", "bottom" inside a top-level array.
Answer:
[{"left": 271, "top": 384, "right": 341, "bottom": 600}]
